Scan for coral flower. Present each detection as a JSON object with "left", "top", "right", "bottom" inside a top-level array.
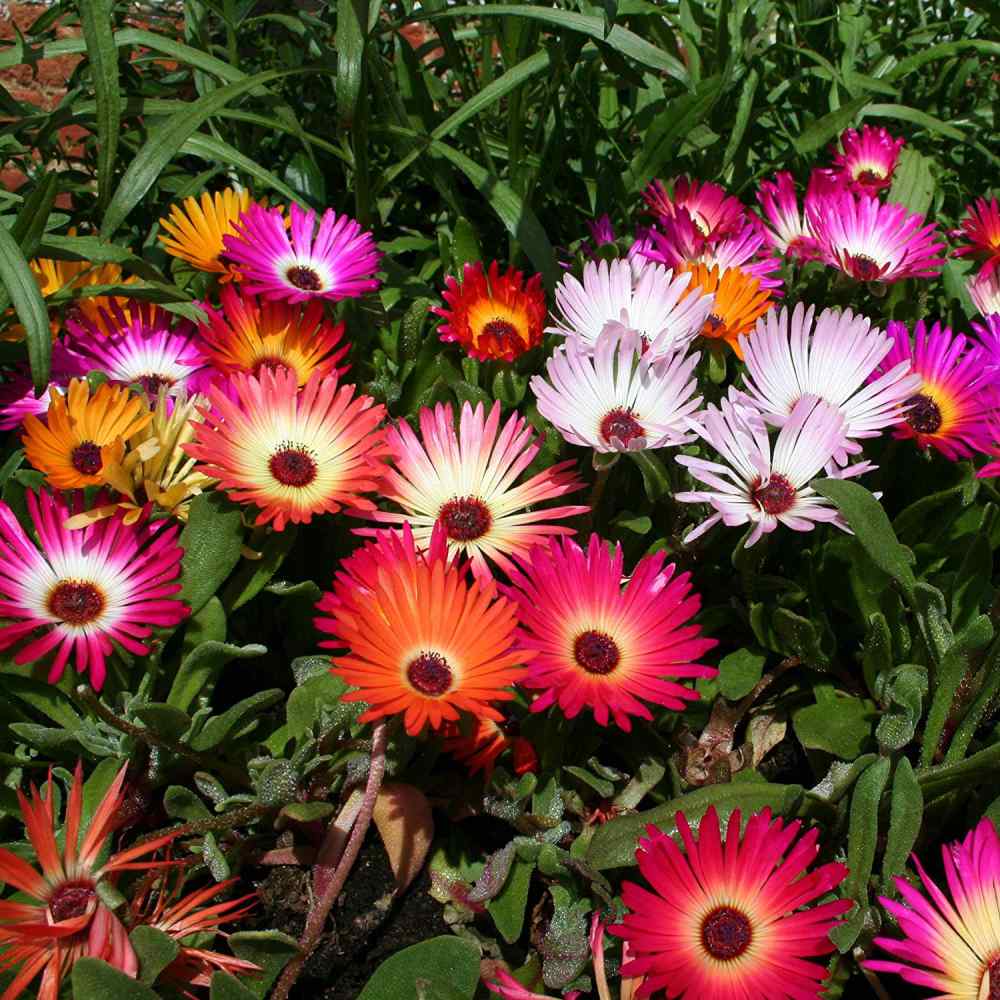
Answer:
[
  {"left": 870, "top": 320, "right": 990, "bottom": 460},
  {"left": 433, "top": 260, "right": 546, "bottom": 362},
  {"left": 830, "top": 125, "right": 905, "bottom": 196},
  {"left": 361, "top": 400, "right": 587, "bottom": 582},
  {"left": 23, "top": 379, "right": 152, "bottom": 490},
  {"left": 755, "top": 172, "right": 821, "bottom": 260},
  {"left": 642, "top": 177, "right": 745, "bottom": 242},
  {"left": 65, "top": 301, "right": 213, "bottom": 399},
  {"left": 223, "top": 202, "right": 381, "bottom": 303},
  {"left": 0, "top": 489, "right": 188, "bottom": 689},
  {"left": 531, "top": 325, "right": 701, "bottom": 453},
  {"left": 0, "top": 762, "right": 179, "bottom": 1000},
  {"left": 683, "top": 264, "right": 773, "bottom": 358},
  {"left": 867, "top": 816, "right": 1000, "bottom": 999},
  {"left": 159, "top": 187, "right": 260, "bottom": 280},
  {"left": 505, "top": 534, "right": 717, "bottom": 730},
  {"left": 968, "top": 267, "right": 1000, "bottom": 317},
  {"left": 676, "top": 393, "right": 849, "bottom": 547},
  {"left": 0, "top": 344, "right": 86, "bottom": 431},
  {"left": 441, "top": 717, "right": 537, "bottom": 777},
  {"left": 808, "top": 191, "right": 946, "bottom": 283},
  {"left": 740, "top": 303, "right": 922, "bottom": 462},
  {"left": 314, "top": 523, "right": 527, "bottom": 736},
  {"left": 197, "top": 283, "right": 349, "bottom": 386},
  {"left": 184, "top": 367, "right": 387, "bottom": 531},
  {"left": 953, "top": 197, "right": 1000, "bottom": 275},
  {"left": 609, "top": 806, "right": 850, "bottom": 999},
  {"left": 548, "top": 258, "right": 712, "bottom": 360}
]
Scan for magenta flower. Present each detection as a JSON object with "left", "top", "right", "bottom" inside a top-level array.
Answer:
[
  {"left": 642, "top": 176, "right": 745, "bottom": 242},
  {"left": 0, "top": 344, "right": 86, "bottom": 431},
  {"left": 952, "top": 196, "right": 1000, "bottom": 276},
  {"left": 755, "top": 172, "right": 821, "bottom": 261},
  {"left": 830, "top": 124, "right": 905, "bottom": 196},
  {"left": 0, "top": 489, "right": 188, "bottom": 689},
  {"left": 223, "top": 202, "right": 381, "bottom": 303}
]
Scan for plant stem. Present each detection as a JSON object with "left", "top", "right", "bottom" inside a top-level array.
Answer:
[
  {"left": 271, "top": 720, "right": 389, "bottom": 1000},
  {"left": 136, "top": 802, "right": 270, "bottom": 845}
]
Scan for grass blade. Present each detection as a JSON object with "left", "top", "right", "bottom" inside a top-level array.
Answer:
[
  {"left": 79, "top": 0, "right": 121, "bottom": 210},
  {"left": 0, "top": 225, "right": 50, "bottom": 390}
]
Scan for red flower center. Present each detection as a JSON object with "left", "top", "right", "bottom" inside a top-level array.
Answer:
[
  {"left": 600, "top": 408, "right": 644, "bottom": 447},
  {"left": 439, "top": 496, "right": 492, "bottom": 542},
  {"left": 406, "top": 651, "right": 453, "bottom": 696},
  {"left": 855, "top": 168, "right": 885, "bottom": 184},
  {"left": 285, "top": 265, "right": 323, "bottom": 291},
  {"left": 987, "top": 957, "right": 1000, "bottom": 1000},
  {"left": 48, "top": 880, "right": 96, "bottom": 922},
  {"left": 70, "top": 441, "right": 103, "bottom": 476},
  {"left": 849, "top": 254, "right": 883, "bottom": 281},
  {"left": 252, "top": 356, "right": 290, "bottom": 377},
  {"left": 750, "top": 474, "right": 796, "bottom": 515},
  {"left": 904, "top": 393, "right": 943, "bottom": 435},
  {"left": 48, "top": 581, "right": 105, "bottom": 625},
  {"left": 269, "top": 447, "right": 318, "bottom": 487},
  {"left": 480, "top": 318, "right": 521, "bottom": 350},
  {"left": 701, "top": 906, "right": 753, "bottom": 961},
  {"left": 138, "top": 373, "right": 173, "bottom": 396},
  {"left": 573, "top": 630, "right": 620, "bottom": 675},
  {"left": 703, "top": 314, "right": 725, "bottom": 335}
]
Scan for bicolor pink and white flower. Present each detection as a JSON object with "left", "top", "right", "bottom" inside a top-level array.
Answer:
[
  {"left": 360, "top": 401, "right": 587, "bottom": 582},
  {"left": 642, "top": 177, "right": 745, "bottom": 242},
  {"left": 0, "top": 490, "right": 188, "bottom": 690},
  {"left": 968, "top": 266, "right": 1000, "bottom": 317},
  {"left": 505, "top": 533, "right": 717, "bottom": 730},
  {"left": 739, "top": 302, "right": 921, "bottom": 463},
  {"left": 610, "top": 806, "right": 850, "bottom": 999},
  {"left": 867, "top": 816, "right": 1000, "bottom": 999},
  {"left": 0, "top": 345, "right": 86, "bottom": 431},
  {"left": 953, "top": 196, "right": 1000, "bottom": 275},
  {"left": 548, "top": 258, "right": 713, "bottom": 360},
  {"left": 830, "top": 124, "right": 905, "bottom": 196},
  {"left": 755, "top": 172, "right": 820, "bottom": 260},
  {"left": 676, "top": 393, "right": 849, "bottom": 547},
  {"left": 223, "top": 202, "right": 381, "bottom": 303},
  {"left": 808, "top": 191, "right": 946, "bottom": 283},
  {"left": 531, "top": 326, "right": 701, "bottom": 453}
]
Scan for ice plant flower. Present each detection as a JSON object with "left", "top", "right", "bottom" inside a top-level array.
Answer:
[
  {"left": 683, "top": 264, "right": 773, "bottom": 358},
  {"left": 65, "top": 301, "right": 213, "bottom": 399},
  {"left": 531, "top": 325, "right": 701, "bottom": 453},
  {"left": 441, "top": 717, "right": 537, "bottom": 777},
  {"left": 808, "top": 191, "right": 946, "bottom": 283},
  {"left": 184, "top": 367, "right": 387, "bottom": 531},
  {"left": 0, "top": 489, "right": 187, "bottom": 688},
  {"left": 0, "top": 345, "right": 86, "bottom": 431},
  {"left": 223, "top": 202, "right": 381, "bottom": 303},
  {"left": 505, "top": 533, "right": 717, "bottom": 731},
  {"left": 676, "top": 393, "right": 848, "bottom": 547},
  {"left": 433, "top": 260, "right": 546, "bottom": 362},
  {"left": 867, "top": 816, "right": 1000, "bottom": 999},
  {"left": 755, "top": 172, "right": 820, "bottom": 260},
  {"left": 159, "top": 187, "right": 262, "bottom": 280},
  {"left": 609, "top": 806, "right": 850, "bottom": 999},
  {"left": 361, "top": 400, "right": 587, "bottom": 582},
  {"left": 968, "top": 266, "right": 1000, "bottom": 317},
  {"left": 642, "top": 177, "right": 745, "bottom": 242},
  {"left": 486, "top": 968, "right": 581, "bottom": 1000},
  {"left": 739, "top": 303, "right": 922, "bottom": 462},
  {"left": 314, "top": 523, "right": 527, "bottom": 736},
  {"left": 869, "top": 320, "right": 990, "bottom": 460},
  {"left": 197, "top": 283, "right": 349, "bottom": 386},
  {"left": 22, "top": 379, "right": 153, "bottom": 490},
  {"left": 548, "top": 258, "right": 712, "bottom": 360},
  {"left": 0, "top": 763, "right": 179, "bottom": 1000},
  {"left": 953, "top": 196, "right": 1000, "bottom": 275},
  {"left": 830, "top": 125, "right": 905, "bottom": 196}
]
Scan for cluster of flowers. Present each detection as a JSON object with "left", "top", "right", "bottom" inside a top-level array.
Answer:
[{"left": 1, "top": 123, "right": 1000, "bottom": 999}]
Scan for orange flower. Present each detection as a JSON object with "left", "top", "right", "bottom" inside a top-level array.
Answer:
[
  {"left": 23, "top": 379, "right": 153, "bottom": 490},
  {"left": 314, "top": 523, "right": 528, "bottom": 736},
  {"left": 441, "top": 717, "right": 538, "bottom": 777},
  {"left": 433, "top": 260, "right": 546, "bottom": 362},
  {"left": 683, "top": 264, "right": 773, "bottom": 358}
]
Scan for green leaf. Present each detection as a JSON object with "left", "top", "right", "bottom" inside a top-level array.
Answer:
[
  {"left": 887, "top": 147, "right": 934, "bottom": 216},
  {"left": 79, "top": 0, "right": 121, "bottom": 211},
  {"left": 279, "top": 801, "right": 335, "bottom": 823},
  {"left": 629, "top": 449, "right": 672, "bottom": 502},
  {"left": 178, "top": 493, "right": 246, "bottom": 617},
  {"left": 133, "top": 703, "right": 192, "bottom": 741},
  {"left": 223, "top": 526, "right": 298, "bottom": 612},
  {"left": 812, "top": 479, "right": 916, "bottom": 600},
  {"left": 487, "top": 857, "right": 534, "bottom": 944},
  {"left": 864, "top": 102, "right": 967, "bottom": 143},
  {"left": 882, "top": 758, "right": 923, "bottom": 886},
  {"left": 72, "top": 958, "right": 161, "bottom": 1000},
  {"left": 191, "top": 690, "right": 284, "bottom": 751},
  {"left": 286, "top": 671, "right": 359, "bottom": 738},
  {"left": 164, "top": 785, "right": 211, "bottom": 821},
  {"left": 844, "top": 757, "right": 891, "bottom": 904},
  {"left": 876, "top": 665, "right": 928, "bottom": 751},
  {"left": 356, "top": 936, "right": 480, "bottom": 1000},
  {"left": 0, "top": 222, "right": 50, "bottom": 390},
  {"left": 11, "top": 173, "right": 58, "bottom": 259},
  {"left": 792, "top": 95, "right": 871, "bottom": 154},
  {"left": 167, "top": 639, "right": 267, "bottom": 715},
  {"left": 452, "top": 218, "right": 482, "bottom": 269},
  {"left": 180, "top": 133, "right": 304, "bottom": 205},
  {"left": 2, "top": 675, "right": 80, "bottom": 729},
  {"left": 792, "top": 685, "right": 876, "bottom": 759},
  {"left": 717, "top": 648, "right": 766, "bottom": 700},
  {"left": 337, "top": 0, "right": 367, "bottom": 126},
  {"left": 131, "top": 926, "right": 180, "bottom": 986},
  {"left": 210, "top": 972, "right": 258, "bottom": 1000}
]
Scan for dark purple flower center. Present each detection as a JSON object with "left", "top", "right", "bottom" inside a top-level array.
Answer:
[
  {"left": 987, "top": 957, "right": 1000, "bottom": 1000},
  {"left": 48, "top": 581, "right": 105, "bottom": 626},
  {"left": 269, "top": 447, "right": 318, "bottom": 487},
  {"left": 701, "top": 906, "right": 753, "bottom": 960},
  {"left": 48, "top": 881, "right": 96, "bottom": 922},
  {"left": 904, "top": 393, "right": 943, "bottom": 435},
  {"left": 600, "top": 408, "right": 644, "bottom": 447},
  {"left": 849, "top": 253, "right": 883, "bottom": 281},
  {"left": 70, "top": 441, "right": 103, "bottom": 476},
  {"left": 285, "top": 265, "right": 323, "bottom": 291},
  {"left": 139, "top": 373, "right": 173, "bottom": 396},
  {"left": 573, "top": 630, "right": 620, "bottom": 675},
  {"left": 703, "top": 314, "right": 725, "bottom": 335},
  {"left": 406, "top": 651, "right": 453, "bottom": 696},
  {"left": 750, "top": 474, "right": 796, "bottom": 515},
  {"left": 439, "top": 496, "right": 492, "bottom": 542}
]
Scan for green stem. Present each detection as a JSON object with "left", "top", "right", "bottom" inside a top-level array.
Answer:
[
  {"left": 918, "top": 739, "right": 1000, "bottom": 800},
  {"left": 945, "top": 642, "right": 1000, "bottom": 762},
  {"left": 136, "top": 802, "right": 270, "bottom": 845}
]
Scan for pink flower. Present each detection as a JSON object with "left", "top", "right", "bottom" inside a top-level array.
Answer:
[
  {"left": 485, "top": 967, "right": 581, "bottom": 1000},
  {"left": 642, "top": 177, "right": 745, "bottom": 242},
  {"left": 952, "top": 197, "right": 1000, "bottom": 276},
  {"left": 755, "top": 172, "right": 821, "bottom": 261},
  {"left": 830, "top": 124, "right": 905, "bottom": 196},
  {"left": 968, "top": 266, "right": 1000, "bottom": 317}
]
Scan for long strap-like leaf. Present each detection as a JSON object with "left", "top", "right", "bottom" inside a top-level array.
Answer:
[{"left": 0, "top": 225, "right": 50, "bottom": 391}]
